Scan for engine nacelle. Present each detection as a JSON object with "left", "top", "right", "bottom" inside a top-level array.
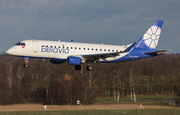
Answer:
[
  {"left": 67, "top": 56, "right": 81, "bottom": 65},
  {"left": 49, "top": 59, "right": 63, "bottom": 64}
]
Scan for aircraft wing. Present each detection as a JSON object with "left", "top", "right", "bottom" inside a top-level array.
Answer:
[
  {"left": 73, "top": 42, "right": 136, "bottom": 62},
  {"left": 82, "top": 52, "right": 121, "bottom": 61},
  {"left": 70, "top": 42, "right": 136, "bottom": 61}
]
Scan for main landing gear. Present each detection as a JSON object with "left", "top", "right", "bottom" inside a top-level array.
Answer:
[
  {"left": 86, "top": 65, "right": 92, "bottom": 71},
  {"left": 23, "top": 57, "right": 29, "bottom": 68},
  {"left": 75, "top": 65, "right": 81, "bottom": 70},
  {"left": 75, "top": 64, "right": 92, "bottom": 71}
]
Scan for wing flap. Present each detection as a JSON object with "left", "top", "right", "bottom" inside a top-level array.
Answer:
[{"left": 82, "top": 52, "right": 121, "bottom": 60}]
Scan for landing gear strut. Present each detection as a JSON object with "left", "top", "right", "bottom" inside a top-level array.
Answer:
[{"left": 24, "top": 57, "right": 29, "bottom": 68}]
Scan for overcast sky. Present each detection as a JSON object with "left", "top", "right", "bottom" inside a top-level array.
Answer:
[{"left": 1, "top": 0, "right": 180, "bottom": 53}]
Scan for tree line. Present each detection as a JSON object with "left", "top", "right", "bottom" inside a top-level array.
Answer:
[{"left": 0, "top": 54, "right": 180, "bottom": 105}]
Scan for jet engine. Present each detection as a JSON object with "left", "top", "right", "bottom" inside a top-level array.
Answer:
[{"left": 67, "top": 56, "right": 81, "bottom": 65}]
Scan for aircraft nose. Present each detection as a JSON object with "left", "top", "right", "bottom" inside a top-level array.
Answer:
[{"left": 6, "top": 48, "right": 13, "bottom": 55}]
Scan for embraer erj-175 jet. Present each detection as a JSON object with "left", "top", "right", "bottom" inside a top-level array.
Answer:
[{"left": 6, "top": 20, "right": 168, "bottom": 71}]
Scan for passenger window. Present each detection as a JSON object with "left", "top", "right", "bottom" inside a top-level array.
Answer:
[
  {"left": 88, "top": 48, "right": 89, "bottom": 50},
  {"left": 100, "top": 49, "right": 102, "bottom": 51},
  {"left": 112, "top": 50, "right": 114, "bottom": 52},
  {"left": 42, "top": 45, "right": 45, "bottom": 47},
  {"left": 96, "top": 49, "right": 97, "bottom": 51},
  {"left": 104, "top": 49, "right": 106, "bottom": 51},
  {"left": 79, "top": 48, "right": 81, "bottom": 50},
  {"left": 116, "top": 50, "right": 118, "bottom": 52},
  {"left": 84, "top": 48, "right": 86, "bottom": 50},
  {"left": 75, "top": 47, "right": 77, "bottom": 49},
  {"left": 54, "top": 46, "right": 56, "bottom": 48},
  {"left": 108, "top": 50, "right": 110, "bottom": 52},
  {"left": 46, "top": 45, "right": 48, "bottom": 47},
  {"left": 50, "top": 46, "right": 52, "bottom": 48},
  {"left": 71, "top": 47, "right": 73, "bottom": 49},
  {"left": 59, "top": 46, "right": 60, "bottom": 48},
  {"left": 92, "top": 48, "right": 93, "bottom": 50}
]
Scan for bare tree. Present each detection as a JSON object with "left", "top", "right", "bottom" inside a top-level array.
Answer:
[
  {"left": 6, "top": 62, "right": 13, "bottom": 97},
  {"left": 45, "top": 60, "right": 50, "bottom": 97},
  {"left": 130, "top": 68, "right": 136, "bottom": 102},
  {"left": 85, "top": 67, "right": 97, "bottom": 88},
  {"left": 111, "top": 69, "right": 122, "bottom": 102},
  {"left": 111, "top": 72, "right": 118, "bottom": 101},
  {"left": 17, "top": 66, "right": 24, "bottom": 99}
]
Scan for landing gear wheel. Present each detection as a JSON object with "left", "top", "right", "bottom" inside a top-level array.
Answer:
[
  {"left": 75, "top": 65, "right": 81, "bottom": 70},
  {"left": 24, "top": 64, "right": 28, "bottom": 68},
  {"left": 86, "top": 66, "right": 92, "bottom": 71}
]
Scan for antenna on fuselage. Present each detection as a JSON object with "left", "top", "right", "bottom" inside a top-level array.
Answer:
[{"left": 71, "top": 39, "right": 74, "bottom": 42}]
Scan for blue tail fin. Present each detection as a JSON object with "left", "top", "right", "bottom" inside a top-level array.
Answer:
[{"left": 134, "top": 20, "right": 164, "bottom": 51}]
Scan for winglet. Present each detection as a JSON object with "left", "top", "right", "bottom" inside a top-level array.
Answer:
[{"left": 123, "top": 42, "right": 136, "bottom": 52}]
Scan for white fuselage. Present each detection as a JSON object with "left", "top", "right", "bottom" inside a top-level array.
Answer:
[
  {"left": 6, "top": 40, "right": 128, "bottom": 63},
  {"left": 5, "top": 21, "right": 165, "bottom": 71}
]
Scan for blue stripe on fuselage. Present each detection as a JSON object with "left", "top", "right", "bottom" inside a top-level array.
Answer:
[{"left": 100, "top": 48, "right": 157, "bottom": 63}]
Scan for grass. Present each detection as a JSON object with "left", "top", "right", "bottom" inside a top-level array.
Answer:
[
  {"left": 1, "top": 109, "right": 180, "bottom": 115},
  {"left": 95, "top": 95, "right": 174, "bottom": 105},
  {"left": 0, "top": 95, "right": 178, "bottom": 115}
]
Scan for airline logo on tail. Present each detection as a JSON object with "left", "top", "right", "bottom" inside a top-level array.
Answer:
[
  {"left": 143, "top": 22, "right": 162, "bottom": 49},
  {"left": 135, "top": 20, "right": 163, "bottom": 51}
]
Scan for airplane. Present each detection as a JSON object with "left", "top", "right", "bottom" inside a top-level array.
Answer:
[{"left": 6, "top": 20, "right": 168, "bottom": 71}]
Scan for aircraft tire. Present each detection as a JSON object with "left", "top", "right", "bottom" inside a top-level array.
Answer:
[
  {"left": 86, "top": 66, "right": 92, "bottom": 71},
  {"left": 24, "top": 64, "right": 28, "bottom": 68},
  {"left": 75, "top": 65, "right": 81, "bottom": 70}
]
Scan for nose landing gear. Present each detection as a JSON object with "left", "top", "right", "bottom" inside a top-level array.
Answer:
[{"left": 24, "top": 57, "right": 29, "bottom": 68}]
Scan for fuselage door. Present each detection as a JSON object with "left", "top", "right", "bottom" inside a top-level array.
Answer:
[{"left": 32, "top": 40, "right": 38, "bottom": 52}]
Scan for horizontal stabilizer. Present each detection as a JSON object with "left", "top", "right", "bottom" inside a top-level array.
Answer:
[{"left": 144, "top": 49, "right": 171, "bottom": 55}]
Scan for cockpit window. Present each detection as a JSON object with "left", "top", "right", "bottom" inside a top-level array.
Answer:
[
  {"left": 15, "top": 42, "right": 26, "bottom": 46},
  {"left": 21, "top": 43, "right": 25, "bottom": 46},
  {"left": 15, "top": 42, "right": 21, "bottom": 45}
]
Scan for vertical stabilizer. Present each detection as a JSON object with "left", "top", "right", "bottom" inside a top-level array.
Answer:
[{"left": 134, "top": 20, "right": 164, "bottom": 51}]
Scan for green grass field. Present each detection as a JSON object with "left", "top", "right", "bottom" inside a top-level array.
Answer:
[
  {"left": 95, "top": 95, "right": 174, "bottom": 105},
  {"left": 1, "top": 109, "right": 180, "bottom": 115},
  {"left": 0, "top": 95, "right": 178, "bottom": 115}
]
